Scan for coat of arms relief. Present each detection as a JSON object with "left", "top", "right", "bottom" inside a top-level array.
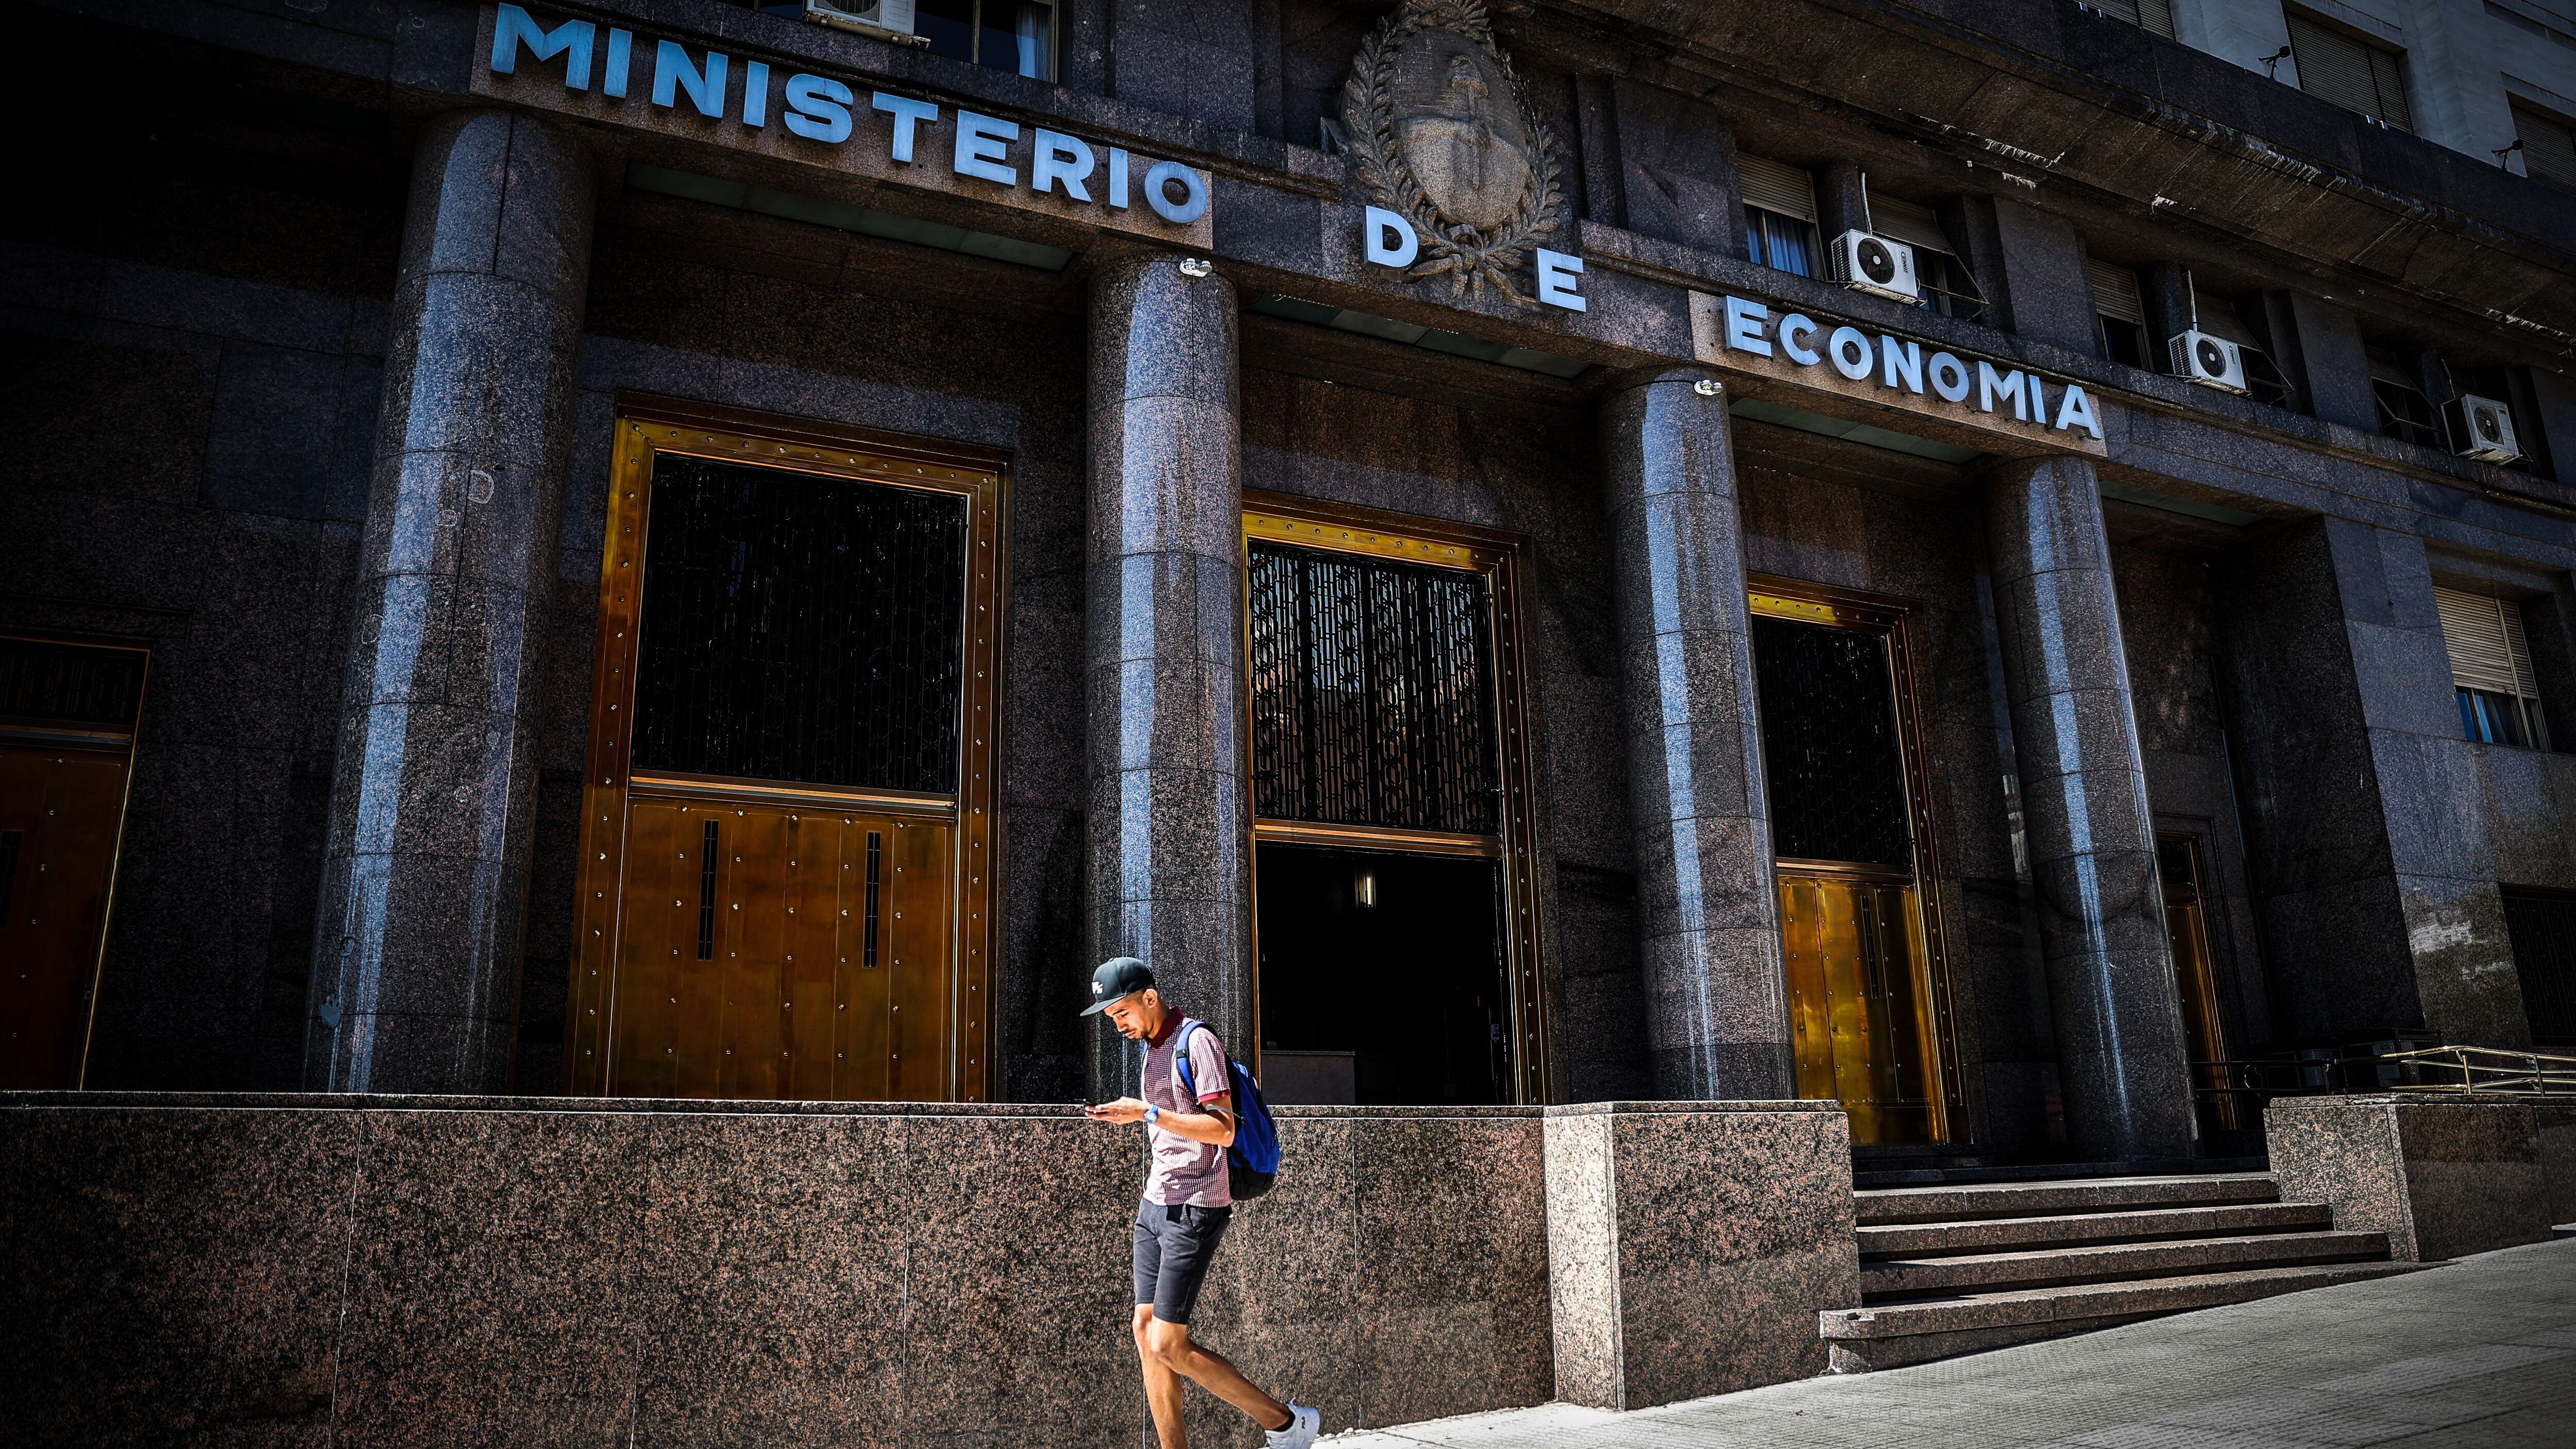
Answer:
[{"left": 1344, "top": 0, "right": 1567, "bottom": 308}]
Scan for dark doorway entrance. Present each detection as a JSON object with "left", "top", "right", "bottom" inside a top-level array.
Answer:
[
  {"left": 1240, "top": 500, "right": 1549, "bottom": 1101},
  {"left": 1255, "top": 843, "right": 1509, "bottom": 1105}
]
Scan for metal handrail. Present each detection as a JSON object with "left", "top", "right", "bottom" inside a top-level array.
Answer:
[{"left": 2190, "top": 1044, "right": 2576, "bottom": 1109}]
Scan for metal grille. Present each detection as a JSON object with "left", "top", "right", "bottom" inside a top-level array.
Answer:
[
  {"left": 2503, "top": 886, "right": 2576, "bottom": 1048},
  {"left": 1752, "top": 615, "right": 1914, "bottom": 867},
  {"left": 1248, "top": 541, "right": 1498, "bottom": 834},
  {"left": 0, "top": 639, "right": 145, "bottom": 729},
  {"left": 632, "top": 454, "right": 967, "bottom": 793}
]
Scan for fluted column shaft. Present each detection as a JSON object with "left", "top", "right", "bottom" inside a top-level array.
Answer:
[
  {"left": 1084, "top": 255, "right": 1250, "bottom": 1097},
  {"left": 304, "top": 111, "right": 594, "bottom": 1093},
  {"left": 1603, "top": 369, "right": 1792, "bottom": 1101},
  {"left": 1984, "top": 455, "right": 2197, "bottom": 1159}
]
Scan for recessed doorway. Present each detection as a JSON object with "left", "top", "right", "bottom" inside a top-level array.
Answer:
[
  {"left": 1255, "top": 844, "right": 1509, "bottom": 1105},
  {"left": 1242, "top": 500, "right": 1548, "bottom": 1104},
  {"left": 565, "top": 405, "right": 1004, "bottom": 1102},
  {"left": 1750, "top": 583, "right": 1963, "bottom": 1146}
]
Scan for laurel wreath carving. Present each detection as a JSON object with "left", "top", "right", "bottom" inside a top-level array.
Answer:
[{"left": 1342, "top": 0, "right": 1564, "bottom": 309}]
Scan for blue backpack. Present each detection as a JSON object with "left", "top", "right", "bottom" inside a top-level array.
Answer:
[{"left": 1171, "top": 1018, "right": 1281, "bottom": 1200}]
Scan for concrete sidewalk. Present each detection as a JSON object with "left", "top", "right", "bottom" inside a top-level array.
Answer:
[{"left": 1321, "top": 1237, "right": 2576, "bottom": 1448}]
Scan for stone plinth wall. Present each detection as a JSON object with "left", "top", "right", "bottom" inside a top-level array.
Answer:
[
  {"left": 0, "top": 1095, "right": 1570, "bottom": 1448},
  {"left": 2266, "top": 1095, "right": 2569, "bottom": 1262}
]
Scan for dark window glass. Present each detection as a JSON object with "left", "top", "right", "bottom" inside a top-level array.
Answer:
[
  {"left": 2500, "top": 885, "right": 2576, "bottom": 1047},
  {"left": 0, "top": 639, "right": 146, "bottom": 730},
  {"left": 2374, "top": 378, "right": 2441, "bottom": 447},
  {"left": 2512, "top": 101, "right": 2576, "bottom": 194},
  {"left": 1916, "top": 250, "right": 1986, "bottom": 323},
  {"left": 2099, "top": 315, "right": 2147, "bottom": 368},
  {"left": 914, "top": 0, "right": 975, "bottom": 63},
  {"left": 981, "top": 1, "right": 1052, "bottom": 78},
  {"left": 1745, "top": 206, "right": 1816, "bottom": 278},
  {"left": 1248, "top": 542, "right": 1499, "bottom": 834},
  {"left": 2459, "top": 687, "right": 2534, "bottom": 748},
  {"left": 1751, "top": 616, "right": 1915, "bottom": 867},
  {"left": 632, "top": 454, "right": 967, "bottom": 793}
]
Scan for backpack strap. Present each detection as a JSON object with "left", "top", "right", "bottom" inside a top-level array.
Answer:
[{"left": 1168, "top": 1018, "right": 1234, "bottom": 1120}]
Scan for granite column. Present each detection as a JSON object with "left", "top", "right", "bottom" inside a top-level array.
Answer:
[
  {"left": 1084, "top": 254, "right": 1250, "bottom": 1096},
  {"left": 1602, "top": 369, "right": 1793, "bottom": 1101},
  {"left": 1984, "top": 455, "right": 2197, "bottom": 1159},
  {"left": 303, "top": 111, "right": 594, "bottom": 1092}
]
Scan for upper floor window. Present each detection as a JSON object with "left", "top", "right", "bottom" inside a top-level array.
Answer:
[
  {"left": 2091, "top": 0, "right": 2176, "bottom": 37},
  {"left": 1870, "top": 196, "right": 1986, "bottom": 323},
  {"left": 2366, "top": 346, "right": 2441, "bottom": 447},
  {"left": 2286, "top": 11, "right": 2414, "bottom": 131},
  {"left": 2191, "top": 292, "right": 2292, "bottom": 407},
  {"left": 1740, "top": 155, "right": 1820, "bottom": 278},
  {"left": 2434, "top": 585, "right": 2550, "bottom": 750},
  {"left": 2510, "top": 101, "right": 2576, "bottom": 194},
  {"left": 882, "top": 0, "right": 1058, "bottom": 81},
  {"left": 2090, "top": 260, "right": 2149, "bottom": 367}
]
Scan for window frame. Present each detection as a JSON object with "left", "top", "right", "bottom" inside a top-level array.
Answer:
[
  {"left": 2285, "top": 9, "right": 2415, "bottom": 132},
  {"left": 909, "top": 0, "right": 1059, "bottom": 82}
]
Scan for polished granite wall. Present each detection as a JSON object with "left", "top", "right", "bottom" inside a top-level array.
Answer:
[
  {"left": 0, "top": 1096, "right": 1857, "bottom": 1445},
  {"left": 1544, "top": 1101, "right": 1856, "bottom": 1408},
  {"left": 2266, "top": 1095, "right": 2563, "bottom": 1262}
]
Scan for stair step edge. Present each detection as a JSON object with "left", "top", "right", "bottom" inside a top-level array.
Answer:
[{"left": 1821, "top": 1262, "right": 2428, "bottom": 1339}]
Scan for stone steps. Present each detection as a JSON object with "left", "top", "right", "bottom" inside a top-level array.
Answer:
[
  {"left": 1854, "top": 1171, "right": 2279, "bottom": 1225},
  {"left": 1860, "top": 1228, "right": 2391, "bottom": 1297},
  {"left": 1856, "top": 1200, "right": 2334, "bottom": 1257},
  {"left": 1824, "top": 1171, "right": 2421, "bottom": 1371},
  {"left": 1821, "top": 1259, "right": 2427, "bottom": 1372}
]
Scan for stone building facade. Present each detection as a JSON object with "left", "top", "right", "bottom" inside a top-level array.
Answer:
[{"left": 6, "top": 0, "right": 2574, "bottom": 1169}]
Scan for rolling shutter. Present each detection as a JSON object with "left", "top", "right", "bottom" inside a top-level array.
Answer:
[
  {"left": 2514, "top": 101, "right": 2576, "bottom": 193},
  {"left": 1870, "top": 195, "right": 1953, "bottom": 255},
  {"left": 1739, "top": 155, "right": 1817, "bottom": 222},
  {"left": 2090, "top": 261, "right": 2146, "bottom": 324},
  {"left": 2434, "top": 586, "right": 2540, "bottom": 699},
  {"left": 2191, "top": 291, "right": 2260, "bottom": 349},
  {"left": 2287, "top": 13, "right": 2415, "bottom": 131},
  {"left": 2090, "top": 0, "right": 2176, "bottom": 37}
]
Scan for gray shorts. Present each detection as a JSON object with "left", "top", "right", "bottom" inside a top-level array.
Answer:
[{"left": 1132, "top": 1200, "right": 1232, "bottom": 1325}]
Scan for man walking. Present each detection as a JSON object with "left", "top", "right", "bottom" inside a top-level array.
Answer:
[{"left": 1083, "top": 956, "right": 1320, "bottom": 1449}]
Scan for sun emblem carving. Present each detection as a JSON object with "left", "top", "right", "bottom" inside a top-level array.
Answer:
[{"left": 1343, "top": 0, "right": 1566, "bottom": 308}]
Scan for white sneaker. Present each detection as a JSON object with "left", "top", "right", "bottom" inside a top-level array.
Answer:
[{"left": 1264, "top": 1402, "right": 1319, "bottom": 1449}]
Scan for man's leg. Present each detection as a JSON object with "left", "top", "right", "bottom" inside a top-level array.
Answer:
[
  {"left": 1132, "top": 1303, "right": 1194, "bottom": 1449},
  {"left": 1144, "top": 1317, "right": 1291, "bottom": 1429},
  {"left": 1142, "top": 1206, "right": 1292, "bottom": 1434}
]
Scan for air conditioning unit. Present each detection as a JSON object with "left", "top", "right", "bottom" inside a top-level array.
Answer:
[
  {"left": 2444, "top": 394, "right": 2523, "bottom": 464},
  {"left": 805, "top": 0, "right": 929, "bottom": 44},
  {"left": 1828, "top": 230, "right": 1919, "bottom": 303},
  {"left": 2168, "top": 329, "right": 2248, "bottom": 395}
]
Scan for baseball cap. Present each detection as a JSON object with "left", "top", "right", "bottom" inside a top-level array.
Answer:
[{"left": 1080, "top": 956, "right": 1154, "bottom": 1015}]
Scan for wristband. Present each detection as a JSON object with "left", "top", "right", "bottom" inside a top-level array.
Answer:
[{"left": 1145, "top": 1104, "right": 1160, "bottom": 1127}]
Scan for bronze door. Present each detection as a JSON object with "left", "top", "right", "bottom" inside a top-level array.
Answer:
[
  {"left": 0, "top": 636, "right": 148, "bottom": 1089},
  {"left": 1751, "top": 587, "right": 1960, "bottom": 1146},
  {"left": 568, "top": 412, "right": 1004, "bottom": 1102},
  {"left": 1778, "top": 872, "right": 1942, "bottom": 1146},
  {"left": 2159, "top": 834, "right": 2234, "bottom": 1132}
]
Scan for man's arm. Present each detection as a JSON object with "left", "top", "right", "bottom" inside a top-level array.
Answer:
[{"left": 1083, "top": 1092, "right": 1235, "bottom": 1146}]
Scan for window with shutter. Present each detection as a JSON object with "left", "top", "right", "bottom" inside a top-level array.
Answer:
[
  {"left": 2286, "top": 12, "right": 2415, "bottom": 131},
  {"left": 2434, "top": 585, "right": 2551, "bottom": 749},
  {"left": 2090, "top": 0, "right": 2177, "bottom": 38},
  {"left": 1738, "top": 155, "right": 1820, "bottom": 278},
  {"left": 1870, "top": 196, "right": 1984, "bottom": 321},
  {"left": 2512, "top": 100, "right": 2576, "bottom": 194},
  {"left": 2089, "top": 259, "right": 2149, "bottom": 367}
]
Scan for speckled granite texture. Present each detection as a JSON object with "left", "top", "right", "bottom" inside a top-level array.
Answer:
[
  {"left": 1541, "top": 1101, "right": 1858, "bottom": 1410},
  {"left": 0, "top": 1095, "right": 1576, "bottom": 1448},
  {"left": 2266, "top": 1095, "right": 2559, "bottom": 1262}
]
